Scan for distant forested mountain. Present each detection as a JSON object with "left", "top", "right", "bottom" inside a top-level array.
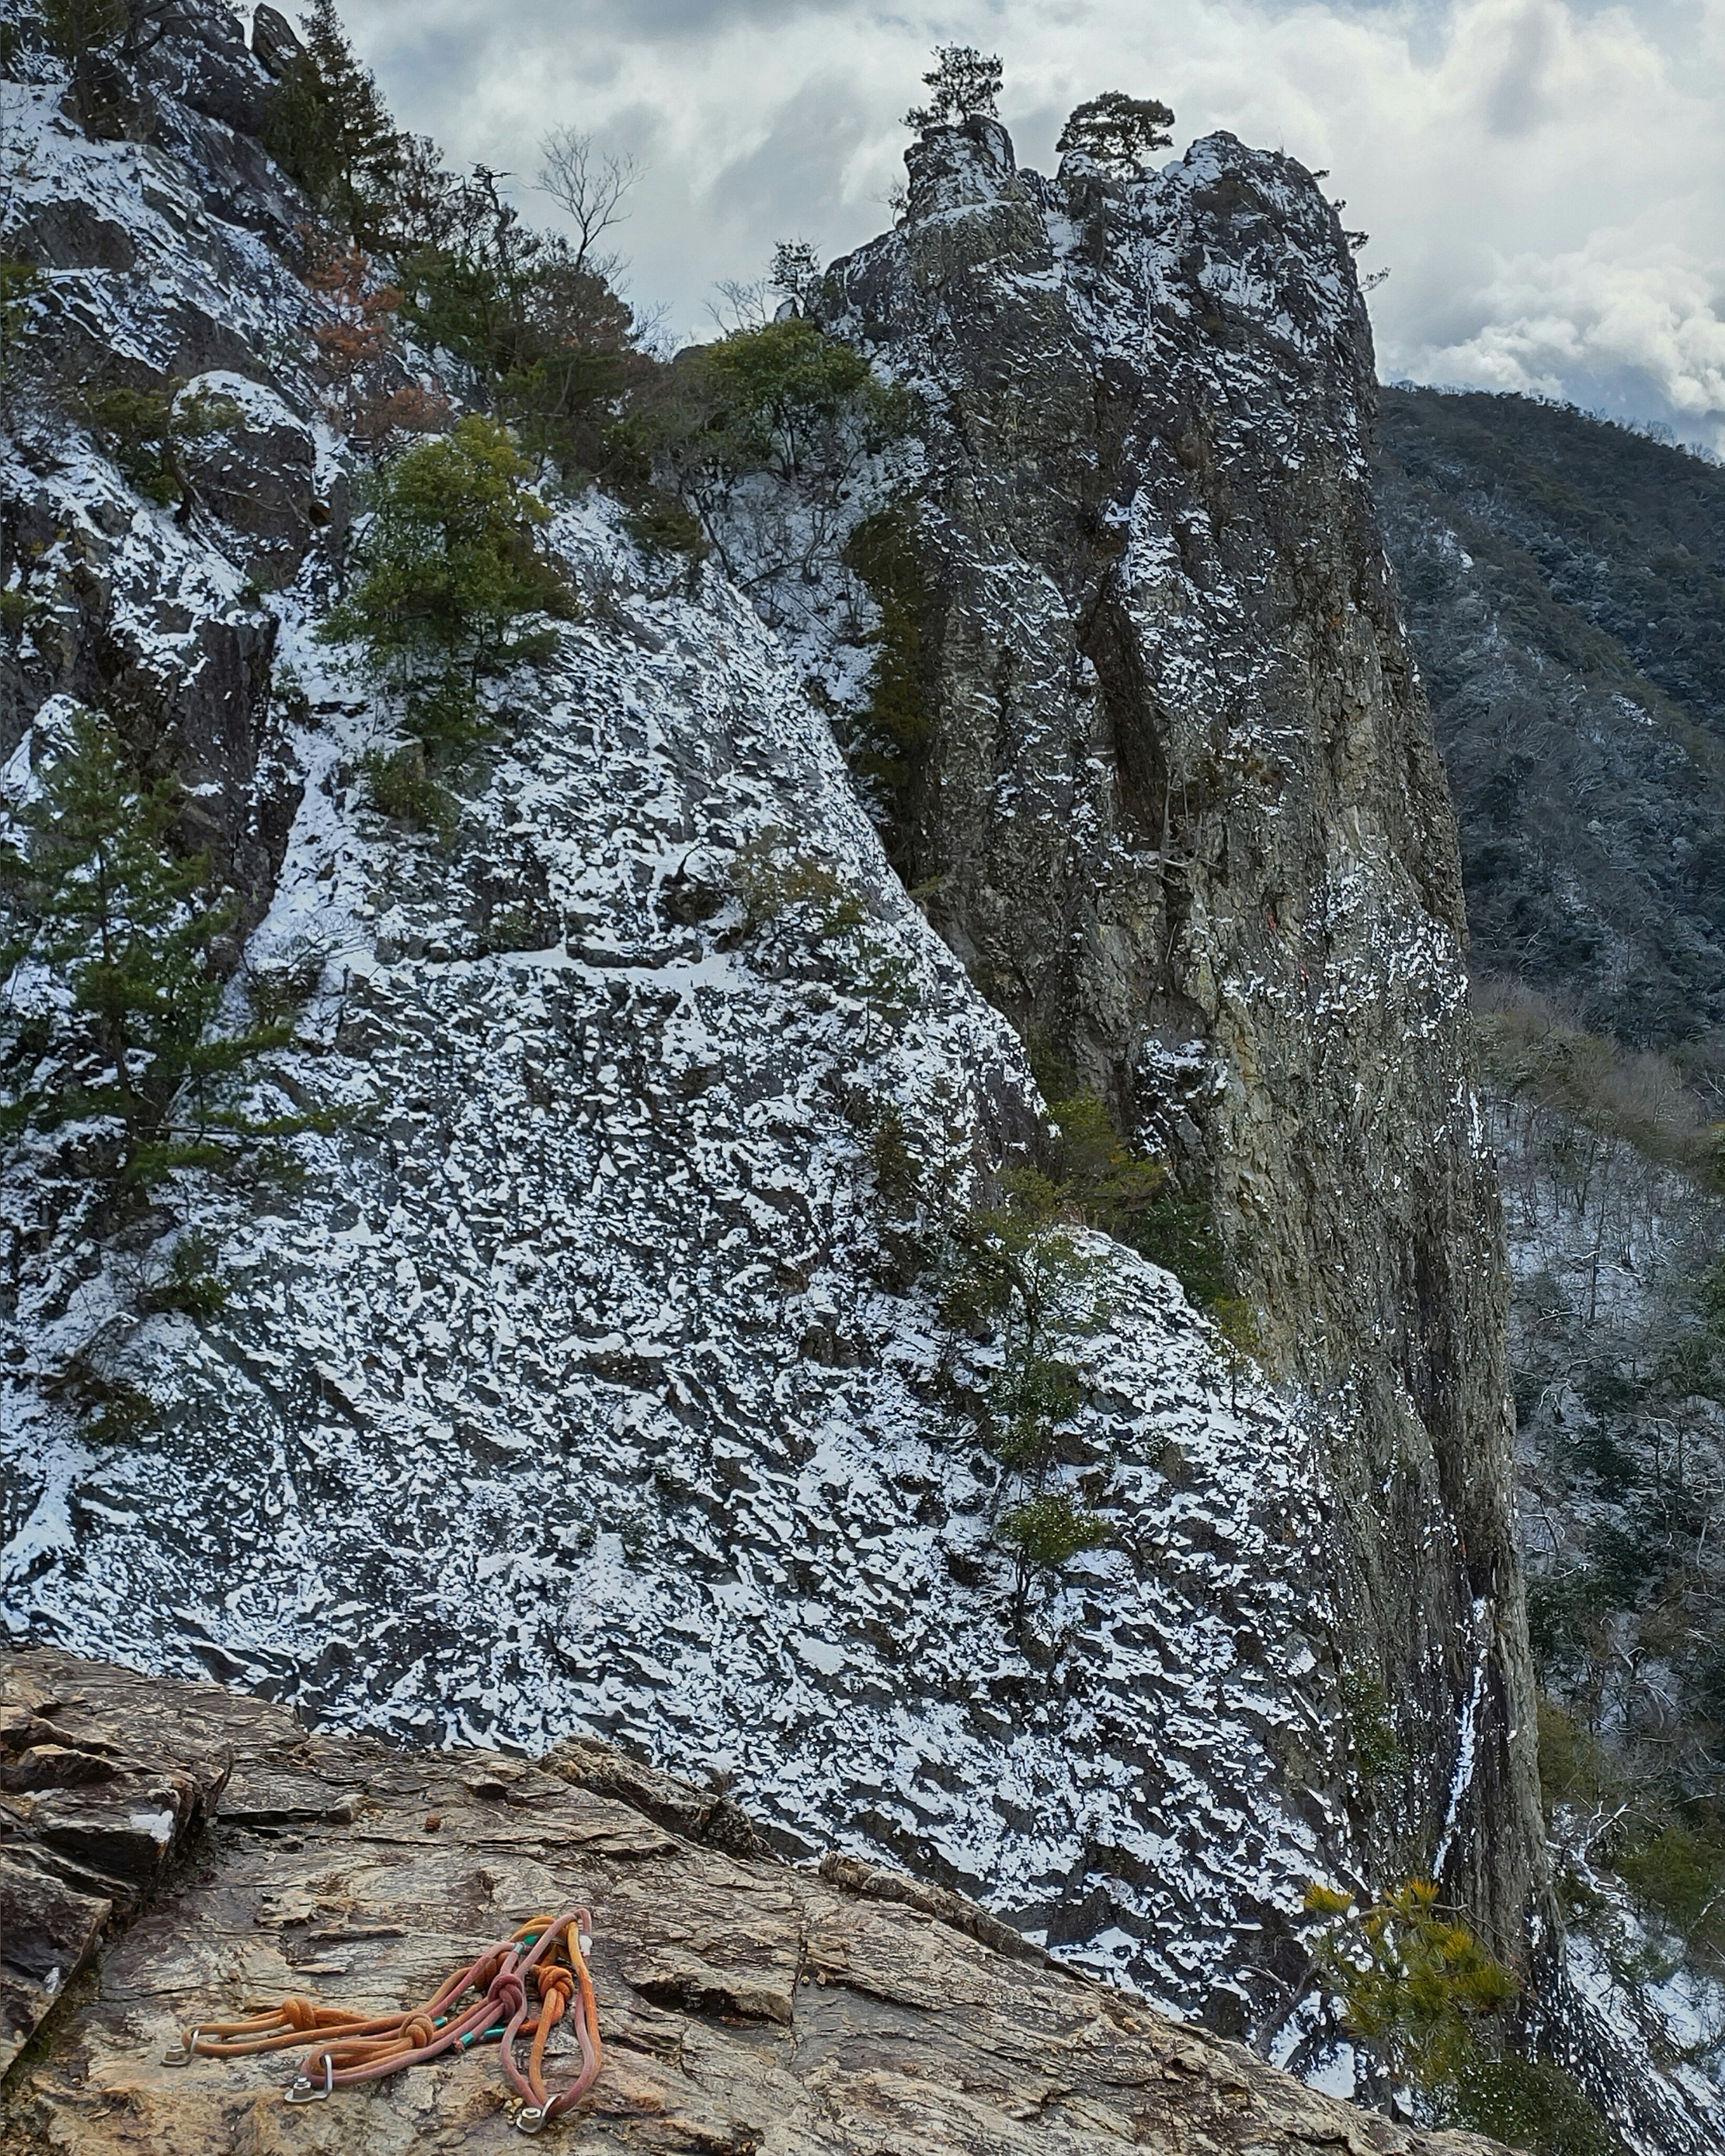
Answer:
[
  {"left": 1385, "top": 393, "right": 1725, "bottom": 2083},
  {"left": 1378, "top": 387, "right": 1725, "bottom": 1060}
]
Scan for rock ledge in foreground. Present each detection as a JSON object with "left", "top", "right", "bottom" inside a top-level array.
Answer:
[{"left": 1, "top": 1648, "right": 1504, "bottom": 2154}]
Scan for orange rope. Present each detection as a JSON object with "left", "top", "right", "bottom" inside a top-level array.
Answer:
[{"left": 165, "top": 1910, "right": 603, "bottom": 2133}]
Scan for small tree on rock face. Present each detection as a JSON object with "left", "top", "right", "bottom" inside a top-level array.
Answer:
[
  {"left": 1057, "top": 91, "right": 1175, "bottom": 172},
  {"left": 394, "top": 165, "right": 637, "bottom": 481},
  {"left": 0, "top": 707, "right": 316, "bottom": 1188},
  {"left": 303, "top": 232, "right": 450, "bottom": 455},
  {"left": 264, "top": 0, "right": 403, "bottom": 244},
  {"left": 769, "top": 240, "right": 822, "bottom": 314},
  {"left": 1300, "top": 1880, "right": 1614, "bottom": 2152},
  {"left": 626, "top": 317, "right": 912, "bottom": 578},
  {"left": 39, "top": 0, "right": 127, "bottom": 63},
  {"left": 999, "top": 1490, "right": 1109, "bottom": 1624},
  {"left": 318, "top": 415, "right": 573, "bottom": 751},
  {"left": 904, "top": 44, "right": 1002, "bottom": 130}
]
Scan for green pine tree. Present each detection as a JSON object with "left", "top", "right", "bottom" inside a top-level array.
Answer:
[
  {"left": 319, "top": 414, "right": 573, "bottom": 750},
  {"left": 39, "top": 0, "right": 128, "bottom": 66},
  {"left": 1, "top": 707, "right": 326, "bottom": 1188},
  {"left": 264, "top": 0, "right": 403, "bottom": 244}
]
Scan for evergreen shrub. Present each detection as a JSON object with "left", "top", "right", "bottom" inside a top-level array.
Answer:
[
  {"left": 1303, "top": 1880, "right": 1613, "bottom": 2154},
  {"left": 144, "top": 1230, "right": 231, "bottom": 1319},
  {"left": 359, "top": 744, "right": 458, "bottom": 839},
  {"left": 0, "top": 707, "right": 331, "bottom": 1190},
  {"left": 321, "top": 415, "right": 573, "bottom": 750}
]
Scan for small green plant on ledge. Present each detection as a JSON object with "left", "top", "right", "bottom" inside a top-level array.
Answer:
[
  {"left": 997, "top": 1489, "right": 1109, "bottom": 1626},
  {"left": 840, "top": 504, "right": 937, "bottom": 838},
  {"left": 867, "top": 1060, "right": 1260, "bottom": 1634},
  {"left": 936, "top": 1165, "right": 1113, "bottom": 1631},
  {"left": 70, "top": 379, "right": 242, "bottom": 508},
  {"left": 44, "top": 1349, "right": 160, "bottom": 1446},
  {"left": 727, "top": 835, "right": 920, "bottom": 1044},
  {"left": 1033, "top": 1050, "right": 1250, "bottom": 1350},
  {"left": 143, "top": 1230, "right": 231, "bottom": 1321},
  {"left": 359, "top": 743, "right": 459, "bottom": 843},
  {"left": 612, "top": 315, "right": 915, "bottom": 581},
  {"left": 1339, "top": 1665, "right": 1409, "bottom": 1789},
  {"left": 320, "top": 415, "right": 575, "bottom": 761},
  {"left": 1303, "top": 1879, "right": 1614, "bottom": 2155}
]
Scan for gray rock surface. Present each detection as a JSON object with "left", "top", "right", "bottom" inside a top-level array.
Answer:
[
  {"left": 171, "top": 371, "right": 331, "bottom": 588},
  {"left": 249, "top": 7, "right": 304, "bottom": 82},
  {"left": 2, "top": 0, "right": 1540, "bottom": 2097},
  {"left": 813, "top": 118, "right": 1544, "bottom": 1955}
]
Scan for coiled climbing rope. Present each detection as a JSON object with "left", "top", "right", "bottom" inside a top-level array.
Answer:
[{"left": 162, "top": 1909, "right": 602, "bottom": 2134}]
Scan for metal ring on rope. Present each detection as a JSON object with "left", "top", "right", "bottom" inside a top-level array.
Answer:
[{"left": 162, "top": 1910, "right": 603, "bottom": 2128}]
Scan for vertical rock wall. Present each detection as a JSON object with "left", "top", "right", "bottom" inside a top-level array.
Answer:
[{"left": 818, "top": 119, "right": 1545, "bottom": 1950}]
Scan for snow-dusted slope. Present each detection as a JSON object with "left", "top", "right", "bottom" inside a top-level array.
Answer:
[
  {"left": 0, "top": 7, "right": 1356, "bottom": 2025},
  {"left": 2, "top": 493, "right": 1349, "bottom": 2012}
]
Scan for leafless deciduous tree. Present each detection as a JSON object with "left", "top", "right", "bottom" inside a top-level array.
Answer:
[
  {"left": 536, "top": 128, "right": 643, "bottom": 278},
  {"left": 705, "top": 278, "right": 772, "bottom": 334}
]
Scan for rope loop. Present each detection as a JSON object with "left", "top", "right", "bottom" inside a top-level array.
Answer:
[{"left": 166, "top": 1910, "right": 603, "bottom": 2127}]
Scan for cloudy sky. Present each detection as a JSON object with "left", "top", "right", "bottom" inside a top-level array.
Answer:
[{"left": 327, "top": 0, "right": 1725, "bottom": 454}]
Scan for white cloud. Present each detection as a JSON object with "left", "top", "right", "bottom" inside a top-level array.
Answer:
[
  {"left": 315, "top": 0, "right": 1725, "bottom": 448},
  {"left": 1413, "top": 226, "right": 1725, "bottom": 446}
]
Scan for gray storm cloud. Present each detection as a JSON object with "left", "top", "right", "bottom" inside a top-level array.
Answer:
[{"left": 322, "top": 0, "right": 1725, "bottom": 453}]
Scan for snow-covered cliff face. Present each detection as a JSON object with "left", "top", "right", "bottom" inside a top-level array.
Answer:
[
  {"left": 4, "top": 483, "right": 1349, "bottom": 2019},
  {"left": 808, "top": 117, "right": 1544, "bottom": 1953},
  {"left": 0, "top": 7, "right": 1362, "bottom": 2037},
  {"left": 3, "top": 0, "right": 1528, "bottom": 2058}
]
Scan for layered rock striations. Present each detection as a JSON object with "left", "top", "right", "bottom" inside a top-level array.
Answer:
[
  {"left": 813, "top": 118, "right": 1544, "bottom": 1953},
  {"left": 1, "top": 1647, "right": 1513, "bottom": 2156}
]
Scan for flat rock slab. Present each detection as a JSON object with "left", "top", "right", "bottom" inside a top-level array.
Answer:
[{"left": 0, "top": 1650, "right": 1503, "bottom": 2155}]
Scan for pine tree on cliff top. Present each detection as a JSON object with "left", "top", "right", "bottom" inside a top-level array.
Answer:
[
  {"left": 1057, "top": 91, "right": 1175, "bottom": 173},
  {"left": 903, "top": 44, "right": 1002, "bottom": 130}
]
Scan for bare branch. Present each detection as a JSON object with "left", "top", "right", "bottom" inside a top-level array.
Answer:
[
  {"left": 537, "top": 127, "right": 643, "bottom": 277},
  {"left": 705, "top": 277, "right": 773, "bottom": 334}
]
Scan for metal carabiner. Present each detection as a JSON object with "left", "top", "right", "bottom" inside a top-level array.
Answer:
[
  {"left": 162, "top": 2028, "right": 202, "bottom": 2067},
  {"left": 284, "top": 2053, "right": 335, "bottom": 2104}
]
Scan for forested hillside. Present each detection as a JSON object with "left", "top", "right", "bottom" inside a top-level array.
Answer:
[
  {"left": 1378, "top": 388, "right": 1725, "bottom": 1062},
  {"left": 1380, "top": 390, "right": 1725, "bottom": 2099}
]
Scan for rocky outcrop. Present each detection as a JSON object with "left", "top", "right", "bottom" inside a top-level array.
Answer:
[
  {"left": 814, "top": 119, "right": 1544, "bottom": 1954},
  {"left": 3, "top": 0, "right": 1541, "bottom": 2095},
  {"left": 4, "top": 30, "right": 1360, "bottom": 2019},
  {"left": 0, "top": 1648, "right": 1510, "bottom": 2156},
  {"left": 1, "top": 59, "right": 326, "bottom": 917},
  {"left": 3, "top": 475, "right": 1353, "bottom": 2028}
]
